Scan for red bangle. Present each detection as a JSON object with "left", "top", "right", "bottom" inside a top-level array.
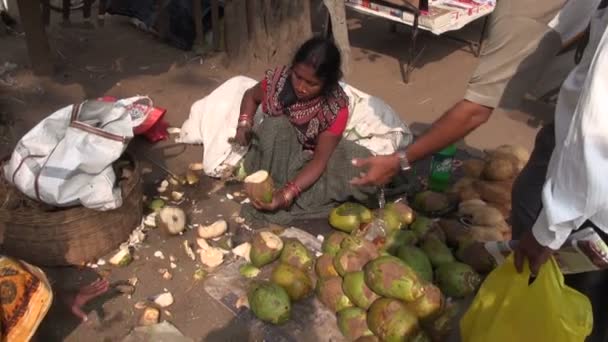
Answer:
[
  {"left": 239, "top": 113, "right": 253, "bottom": 122},
  {"left": 285, "top": 181, "right": 302, "bottom": 198}
]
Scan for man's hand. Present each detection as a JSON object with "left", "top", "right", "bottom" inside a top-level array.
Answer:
[
  {"left": 350, "top": 154, "right": 400, "bottom": 186},
  {"left": 514, "top": 229, "right": 553, "bottom": 275},
  {"left": 235, "top": 126, "right": 253, "bottom": 146}
]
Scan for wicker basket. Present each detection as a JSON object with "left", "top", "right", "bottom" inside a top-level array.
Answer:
[{"left": 0, "top": 154, "right": 143, "bottom": 266}]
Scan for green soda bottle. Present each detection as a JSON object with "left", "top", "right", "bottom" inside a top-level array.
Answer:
[{"left": 429, "top": 144, "right": 456, "bottom": 192}]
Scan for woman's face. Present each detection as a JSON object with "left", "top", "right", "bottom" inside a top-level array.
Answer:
[{"left": 291, "top": 63, "right": 324, "bottom": 101}]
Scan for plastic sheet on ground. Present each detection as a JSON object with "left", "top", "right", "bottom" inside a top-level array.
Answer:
[
  {"left": 204, "top": 227, "right": 344, "bottom": 342},
  {"left": 121, "top": 321, "right": 194, "bottom": 342}
]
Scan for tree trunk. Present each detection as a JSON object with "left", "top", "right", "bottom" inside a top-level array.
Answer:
[
  {"left": 16, "top": 0, "right": 53, "bottom": 75},
  {"left": 322, "top": 0, "right": 351, "bottom": 75},
  {"left": 224, "top": 0, "right": 312, "bottom": 71}
]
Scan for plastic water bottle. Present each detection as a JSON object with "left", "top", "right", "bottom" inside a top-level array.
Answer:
[{"left": 429, "top": 145, "right": 456, "bottom": 192}]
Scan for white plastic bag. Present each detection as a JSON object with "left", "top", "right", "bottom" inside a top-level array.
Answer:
[{"left": 3, "top": 97, "right": 144, "bottom": 210}]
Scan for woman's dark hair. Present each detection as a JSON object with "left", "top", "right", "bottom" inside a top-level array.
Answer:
[{"left": 292, "top": 36, "right": 343, "bottom": 93}]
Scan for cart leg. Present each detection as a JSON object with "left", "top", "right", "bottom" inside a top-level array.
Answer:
[
  {"left": 403, "top": 15, "right": 420, "bottom": 84},
  {"left": 389, "top": 22, "right": 397, "bottom": 33}
]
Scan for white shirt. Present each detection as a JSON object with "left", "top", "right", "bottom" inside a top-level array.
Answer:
[
  {"left": 548, "top": 0, "right": 601, "bottom": 43},
  {"left": 533, "top": 7, "right": 608, "bottom": 249}
]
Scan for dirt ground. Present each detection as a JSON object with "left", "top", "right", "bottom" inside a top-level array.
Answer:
[{"left": 0, "top": 6, "right": 562, "bottom": 342}]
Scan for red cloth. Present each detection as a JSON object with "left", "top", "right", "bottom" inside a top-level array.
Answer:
[
  {"left": 326, "top": 107, "right": 348, "bottom": 136},
  {"left": 96, "top": 96, "right": 168, "bottom": 142}
]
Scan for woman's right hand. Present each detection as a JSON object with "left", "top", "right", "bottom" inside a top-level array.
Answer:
[{"left": 235, "top": 126, "right": 253, "bottom": 146}]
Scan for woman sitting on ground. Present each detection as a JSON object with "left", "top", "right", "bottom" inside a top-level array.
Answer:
[{"left": 236, "top": 37, "right": 376, "bottom": 224}]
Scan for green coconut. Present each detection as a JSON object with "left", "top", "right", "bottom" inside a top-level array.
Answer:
[
  {"left": 410, "top": 216, "right": 432, "bottom": 240},
  {"left": 413, "top": 191, "right": 450, "bottom": 213},
  {"left": 342, "top": 271, "right": 380, "bottom": 310},
  {"left": 239, "top": 264, "right": 261, "bottom": 278},
  {"left": 435, "top": 262, "right": 481, "bottom": 298},
  {"left": 250, "top": 231, "right": 284, "bottom": 267},
  {"left": 407, "top": 283, "right": 444, "bottom": 320},
  {"left": 271, "top": 263, "right": 313, "bottom": 301},
  {"left": 455, "top": 239, "right": 497, "bottom": 273},
  {"left": 340, "top": 236, "right": 379, "bottom": 260},
  {"left": 410, "top": 330, "right": 432, "bottom": 342},
  {"left": 244, "top": 170, "right": 275, "bottom": 203},
  {"left": 279, "top": 239, "right": 313, "bottom": 271},
  {"left": 376, "top": 208, "right": 403, "bottom": 233},
  {"left": 363, "top": 256, "right": 424, "bottom": 302},
  {"left": 337, "top": 307, "right": 374, "bottom": 341},
  {"left": 248, "top": 282, "right": 291, "bottom": 325},
  {"left": 420, "top": 236, "right": 455, "bottom": 268},
  {"left": 322, "top": 232, "right": 349, "bottom": 257},
  {"left": 385, "top": 202, "right": 415, "bottom": 225},
  {"left": 424, "top": 302, "right": 461, "bottom": 341},
  {"left": 329, "top": 203, "right": 373, "bottom": 233},
  {"left": 382, "top": 230, "right": 417, "bottom": 255},
  {"left": 397, "top": 245, "right": 433, "bottom": 283},
  {"left": 367, "top": 298, "right": 419, "bottom": 342},
  {"left": 333, "top": 249, "right": 372, "bottom": 277},
  {"left": 315, "top": 254, "right": 339, "bottom": 279},
  {"left": 438, "top": 219, "right": 473, "bottom": 247},
  {"left": 316, "top": 276, "right": 354, "bottom": 313}
]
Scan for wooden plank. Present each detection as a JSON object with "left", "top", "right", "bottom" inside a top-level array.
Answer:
[{"left": 16, "top": 0, "right": 53, "bottom": 75}]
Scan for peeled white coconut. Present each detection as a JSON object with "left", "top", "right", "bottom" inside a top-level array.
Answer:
[
  {"left": 183, "top": 240, "right": 196, "bottom": 261},
  {"left": 144, "top": 212, "right": 157, "bottom": 227},
  {"left": 152, "top": 292, "right": 174, "bottom": 307},
  {"left": 171, "top": 191, "right": 184, "bottom": 201},
  {"left": 243, "top": 170, "right": 274, "bottom": 203},
  {"left": 157, "top": 207, "right": 187, "bottom": 235},
  {"left": 157, "top": 180, "right": 169, "bottom": 193},
  {"left": 198, "top": 246, "right": 224, "bottom": 268},
  {"left": 196, "top": 238, "right": 210, "bottom": 249},
  {"left": 189, "top": 162, "right": 204, "bottom": 171},
  {"left": 197, "top": 220, "right": 228, "bottom": 239},
  {"left": 232, "top": 242, "right": 252, "bottom": 262}
]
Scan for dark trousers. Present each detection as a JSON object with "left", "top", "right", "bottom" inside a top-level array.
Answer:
[{"left": 511, "top": 123, "right": 608, "bottom": 342}]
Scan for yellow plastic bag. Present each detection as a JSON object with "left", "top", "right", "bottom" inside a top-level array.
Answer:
[{"left": 460, "top": 254, "right": 592, "bottom": 342}]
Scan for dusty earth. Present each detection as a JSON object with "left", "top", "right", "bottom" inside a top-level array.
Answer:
[{"left": 0, "top": 4, "right": 565, "bottom": 342}]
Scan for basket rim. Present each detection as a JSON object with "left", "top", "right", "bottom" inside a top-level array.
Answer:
[{"left": 0, "top": 152, "right": 141, "bottom": 223}]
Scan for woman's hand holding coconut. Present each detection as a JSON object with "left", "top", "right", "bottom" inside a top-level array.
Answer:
[{"left": 251, "top": 181, "right": 302, "bottom": 212}]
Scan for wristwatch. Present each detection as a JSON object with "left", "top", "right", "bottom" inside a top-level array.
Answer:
[{"left": 396, "top": 150, "right": 411, "bottom": 171}]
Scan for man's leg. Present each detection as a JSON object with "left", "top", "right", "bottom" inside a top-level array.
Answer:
[
  {"left": 511, "top": 124, "right": 607, "bottom": 341},
  {"left": 565, "top": 221, "right": 608, "bottom": 342},
  {"left": 510, "top": 123, "right": 555, "bottom": 239}
]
